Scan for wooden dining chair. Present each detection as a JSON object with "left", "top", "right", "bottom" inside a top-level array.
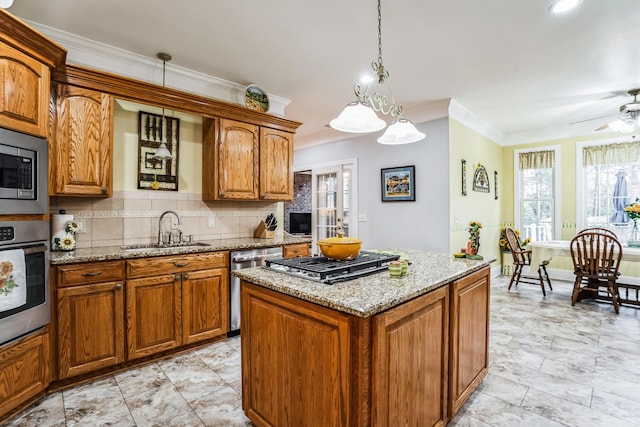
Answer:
[
  {"left": 504, "top": 227, "right": 552, "bottom": 296},
  {"left": 576, "top": 227, "right": 619, "bottom": 239},
  {"left": 569, "top": 231, "right": 622, "bottom": 314}
]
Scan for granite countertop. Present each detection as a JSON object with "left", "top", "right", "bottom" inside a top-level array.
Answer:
[
  {"left": 49, "top": 236, "right": 312, "bottom": 265},
  {"left": 232, "top": 249, "right": 495, "bottom": 317}
]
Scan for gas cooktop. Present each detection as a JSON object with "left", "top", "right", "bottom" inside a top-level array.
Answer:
[{"left": 265, "top": 251, "right": 401, "bottom": 284}]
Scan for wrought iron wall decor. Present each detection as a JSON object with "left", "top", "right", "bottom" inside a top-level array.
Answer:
[
  {"left": 138, "top": 111, "right": 180, "bottom": 191},
  {"left": 461, "top": 159, "right": 467, "bottom": 196},
  {"left": 472, "top": 164, "right": 490, "bottom": 193},
  {"left": 494, "top": 171, "right": 498, "bottom": 200}
]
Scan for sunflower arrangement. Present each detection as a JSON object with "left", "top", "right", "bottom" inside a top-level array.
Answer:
[
  {"left": 53, "top": 219, "right": 79, "bottom": 251},
  {"left": 498, "top": 227, "right": 530, "bottom": 252}
]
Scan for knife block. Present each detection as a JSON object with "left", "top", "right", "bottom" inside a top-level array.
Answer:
[{"left": 254, "top": 220, "right": 275, "bottom": 239}]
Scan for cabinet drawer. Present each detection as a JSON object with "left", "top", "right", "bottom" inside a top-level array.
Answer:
[
  {"left": 56, "top": 261, "right": 125, "bottom": 288},
  {"left": 126, "top": 251, "right": 228, "bottom": 279},
  {"left": 282, "top": 243, "right": 309, "bottom": 258}
]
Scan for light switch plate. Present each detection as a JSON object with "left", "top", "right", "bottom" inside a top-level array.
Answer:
[
  {"left": 358, "top": 214, "right": 368, "bottom": 222},
  {"left": 208, "top": 215, "right": 215, "bottom": 228}
]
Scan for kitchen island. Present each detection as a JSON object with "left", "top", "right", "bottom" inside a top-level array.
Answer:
[{"left": 233, "top": 250, "right": 494, "bottom": 427}]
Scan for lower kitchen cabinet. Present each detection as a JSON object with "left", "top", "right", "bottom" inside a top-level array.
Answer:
[
  {"left": 182, "top": 267, "right": 228, "bottom": 344},
  {"left": 282, "top": 243, "right": 309, "bottom": 258},
  {"left": 0, "top": 328, "right": 50, "bottom": 419},
  {"left": 372, "top": 286, "right": 449, "bottom": 426},
  {"left": 448, "top": 266, "right": 490, "bottom": 417},
  {"left": 126, "top": 274, "right": 182, "bottom": 359},
  {"left": 55, "top": 260, "right": 125, "bottom": 379},
  {"left": 126, "top": 252, "right": 229, "bottom": 360}
]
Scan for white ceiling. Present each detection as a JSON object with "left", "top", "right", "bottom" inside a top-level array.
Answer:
[{"left": 8, "top": 0, "right": 640, "bottom": 148}]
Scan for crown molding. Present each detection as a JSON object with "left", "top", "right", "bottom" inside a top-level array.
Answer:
[
  {"left": 448, "top": 99, "right": 504, "bottom": 144},
  {"left": 24, "top": 19, "right": 290, "bottom": 116}
]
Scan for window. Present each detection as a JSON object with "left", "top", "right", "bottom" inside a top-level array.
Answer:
[
  {"left": 577, "top": 141, "right": 640, "bottom": 233},
  {"left": 514, "top": 147, "right": 560, "bottom": 242}
]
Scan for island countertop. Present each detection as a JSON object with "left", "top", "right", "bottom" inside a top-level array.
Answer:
[
  {"left": 233, "top": 249, "right": 495, "bottom": 317},
  {"left": 49, "top": 236, "right": 311, "bottom": 265}
]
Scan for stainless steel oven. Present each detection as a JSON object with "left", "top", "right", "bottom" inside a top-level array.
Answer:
[
  {"left": 0, "top": 127, "right": 48, "bottom": 215},
  {"left": 0, "top": 220, "right": 49, "bottom": 346}
]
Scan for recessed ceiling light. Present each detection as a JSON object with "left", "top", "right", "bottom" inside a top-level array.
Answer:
[
  {"left": 548, "top": 0, "right": 582, "bottom": 14},
  {"left": 0, "top": 0, "right": 13, "bottom": 9}
]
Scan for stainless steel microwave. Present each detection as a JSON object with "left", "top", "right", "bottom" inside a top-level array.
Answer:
[{"left": 0, "top": 127, "right": 48, "bottom": 215}]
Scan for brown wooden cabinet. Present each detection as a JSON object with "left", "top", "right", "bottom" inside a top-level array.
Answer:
[
  {"left": 126, "top": 252, "right": 229, "bottom": 359},
  {"left": 0, "top": 41, "right": 50, "bottom": 138},
  {"left": 203, "top": 118, "right": 294, "bottom": 201},
  {"left": 372, "top": 286, "right": 449, "bottom": 426},
  {"left": 448, "top": 266, "right": 490, "bottom": 417},
  {"left": 55, "top": 260, "right": 125, "bottom": 379},
  {"left": 0, "top": 10, "right": 65, "bottom": 138},
  {"left": 0, "top": 328, "right": 50, "bottom": 419},
  {"left": 282, "top": 243, "right": 309, "bottom": 258},
  {"left": 50, "top": 84, "right": 113, "bottom": 196},
  {"left": 259, "top": 127, "right": 293, "bottom": 201},
  {"left": 126, "top": 273, "right": 182, "bottom": 359},
  {"left": 241, "top": 266, "right": 491, "bottom": 426},
  {"left": 241, "top": 281, "right": 356, "bottom": 426}
]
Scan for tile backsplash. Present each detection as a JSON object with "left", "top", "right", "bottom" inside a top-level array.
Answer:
[{"left": 50, "top": 191, "right": 281, "bottom": 249}]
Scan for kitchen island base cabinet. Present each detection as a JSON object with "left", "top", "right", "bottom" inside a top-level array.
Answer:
[
  {"left": 241, "top": 281, "right": 359, "bottom": 426},
  {"left": 373, "top": 286, "right": 449, "bottom": 426},
  {"left": 240, "top": 265, "right": 491, "bottom": 426},
  {"left": 448, "top": 267, "right": 490, "bottom": 417},
  {"left": 241, "top": 281, "right": 451, "bottom": 427}
]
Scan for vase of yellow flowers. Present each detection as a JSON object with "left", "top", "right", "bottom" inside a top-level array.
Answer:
[
  {"left": 466, "top": 221, "right": 483, "bottom": 259},
  {"left": 625, "top": 198, "right": 640, "bottom": 247}
]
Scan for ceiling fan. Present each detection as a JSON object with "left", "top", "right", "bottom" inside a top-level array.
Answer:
[{"left": 594, "top": 88, "right": 640, "bottom": 133}]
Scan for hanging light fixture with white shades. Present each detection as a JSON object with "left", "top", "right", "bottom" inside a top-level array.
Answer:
[
  {"left": 330, "top": 0, "right": 425, "bottom": 144},
  {"left": 153, "top": 52, "right": 173, "bottom": 160}
]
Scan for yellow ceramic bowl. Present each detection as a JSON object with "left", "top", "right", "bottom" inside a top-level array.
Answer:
[{"left": 317, "top": 236, "right": 363, "bottom": 260}]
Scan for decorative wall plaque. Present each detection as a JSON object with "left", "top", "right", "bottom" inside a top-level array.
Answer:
[
  {"left": 138, "top": 111, "right": 179, "bottom": 191},
  {"left": 472, "top": 164, "right": 490, "bottom": 193},
  {"left": 461, "top": 159, "right": 467, "bottom": 196}
]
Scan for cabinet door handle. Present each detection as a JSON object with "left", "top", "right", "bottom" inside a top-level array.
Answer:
[
  {"left": 183, "top": 273, "right": 189, "bottom": 280},
  {"left": 220, "top": 192, "right": 225, "bottom": 198},
  {"left": 82, "top": 271, "right": 102, "bottom": 277},
  {"left": 174, "top": 262, "right": 189, "bottom": 267},
  {"left": 101, "top": 187, "right": 108, "bottom": 194},
  {"left": 175, "top": 273, "right": 181, "bottom": 281},
  {"left": 114, "top": 283, "right": 122, "bottom": 290}
]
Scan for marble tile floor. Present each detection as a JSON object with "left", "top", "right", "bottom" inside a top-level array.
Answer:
[{"left": 5, "top": 275, "right": 640, "bottom": 426}]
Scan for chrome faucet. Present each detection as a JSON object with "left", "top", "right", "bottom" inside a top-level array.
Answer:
[{"left": 158, "top": 210, "right": 181, "bottom": 245}]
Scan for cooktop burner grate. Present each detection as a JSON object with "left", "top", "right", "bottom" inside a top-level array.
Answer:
[{"left": 265, "top": 251, "right": 400, "bottom": 284}]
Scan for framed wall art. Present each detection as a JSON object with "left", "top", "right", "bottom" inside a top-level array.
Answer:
[
  {"left": 137, "top": 111, "right": 180, "bottom": 191},
  {"left": 381, "top": 165, "right": 415, "bottom": 202},
  {"left": 472, "top": 164, "right": 490, "bottom": 193}
]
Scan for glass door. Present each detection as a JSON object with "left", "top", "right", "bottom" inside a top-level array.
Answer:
[{"left": 311, "top": 162, "right": 356, "bottom": 254}]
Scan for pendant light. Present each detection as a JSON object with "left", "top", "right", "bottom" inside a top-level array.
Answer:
[
  {"left": 153, "top": 52, "right": 173, "bottom": 160},
  {"left": 330, "top": 0, "right": 425, "bottom": 144}
]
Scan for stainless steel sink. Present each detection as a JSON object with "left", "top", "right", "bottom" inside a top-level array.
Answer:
[{"left": 121, "top": 242, "right": 211, "bottom": 252}]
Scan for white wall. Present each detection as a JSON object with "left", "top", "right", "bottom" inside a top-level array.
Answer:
[{"left": 294, "top": 118, "right": 450, "bottom": 252}]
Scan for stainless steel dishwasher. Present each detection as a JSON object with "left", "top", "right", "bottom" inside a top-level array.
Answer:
[{"left": 229, "top": 246, "right": 283, "bottom": 336}]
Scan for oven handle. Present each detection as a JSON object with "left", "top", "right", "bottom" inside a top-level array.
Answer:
[{"left": 20, "top": 245, "right": 47, "bottom": 255}]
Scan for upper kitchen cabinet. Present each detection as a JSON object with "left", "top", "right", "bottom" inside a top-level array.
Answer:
[
  {"left": 50, "top": 85, "right": 113, "bottom": 196},
  {"left": 260, "top": 127, "right": 293, "bottom": 201},
  {"left": 203, "top": 118, "right": 294, "bottom": 201},
  {"left": 0, "top": 9, "right": 66, "bottom": 137}
]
